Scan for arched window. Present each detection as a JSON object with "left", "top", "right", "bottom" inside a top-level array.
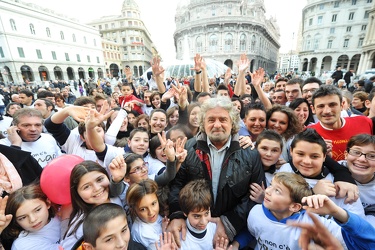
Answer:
[
  {"left": 251, "top": 35, "right": 256, "bottom": 51},
  {"left": 313, "top": 34, "right": 321, "bottom": 50},
  {"left": 209, "top": 34, "right": 218, "bottom": 52},
  {"left": 46, "top": 27, "right": 51, "bottom": 37},
  {"left": 224, "top": 33, "right": 233, "bottom": 51},
  {"left": 10, "top": 19, "right": 16, "bottom": 31},
  {"left": 196, "top": 36, "right": 202, "bottom": 53},
  {"left": 29, "top": 24, "right": 35, "bottom": 35},
  {"left": 305, "top": 35, "right": 311, "bottom": 50},
  {"left": 72, "top": 34, "right": 76, "bottom": 42},
  {"left": 60, "top": 31, "right": 65, "bottom": 40},
  {"left": 240, "top": 34, "right": 247, "bottom": 51}
]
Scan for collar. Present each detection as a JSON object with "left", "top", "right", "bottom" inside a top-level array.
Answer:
[
  {"left": 265, "top": 164, "right": 277, "bottom": 174},
  {"left": 22, "top": 135, "right": 41, "bottom": 142},
  {"left": 186, "top": 217, "right": 207, "bottom": 239},
  {"left": 289, "top": 159, "right": 330, "bottom": 180},
  {"left": 262, "top": 203, "right": 304, "bottom": 223},
  {"left": 319, "top": 117, "right": 346, "bottom": 130},
  {"left": 207, "top": 135, "right": 231, "bottom": 152}
]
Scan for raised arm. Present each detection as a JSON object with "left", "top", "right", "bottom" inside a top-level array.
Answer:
[
  {"left": 85, "top": 109, "right": 114, "bottom": 153},
  {"left": 152, "top": 56, "right": 166, "bottom": 94},
  {"left": 191, "top": 54, "right": 203, "bottom": 93},
  {"left": 250, "top": 68, "right": 272, "bottom": 110},
  {"left": 234, "top": 54, "right": 250, "bottom": 97}
]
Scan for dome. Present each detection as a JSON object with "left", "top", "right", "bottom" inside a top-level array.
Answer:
[
  {"left": 143, "top": 58, "right": 230, "bottom": 79},
  {"left": 122, "top": 0, "right": 139, "bottom": 10}
]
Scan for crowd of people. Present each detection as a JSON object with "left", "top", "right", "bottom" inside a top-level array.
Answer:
[{"left": 0, "top": 53, "right": 374, "bottom": 250}]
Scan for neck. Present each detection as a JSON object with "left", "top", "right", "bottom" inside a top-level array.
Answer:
[
  {"left": 323, "top": 118, "right": 342, "bottom": 130},
  {"left": 352, "top": 173, "right": 374, "bottom": 184}
]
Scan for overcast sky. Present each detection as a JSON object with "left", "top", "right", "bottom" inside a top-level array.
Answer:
[{"left": 25, "top": 0, "right": 307, "bottom": 61}]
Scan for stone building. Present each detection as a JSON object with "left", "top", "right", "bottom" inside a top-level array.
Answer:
[
  {"left": 0, "top": 0, "right": 105, "bottom": 84},
  {"left": 173, "top": 0, "right": 280, "bottom": 73},
  {"left": 358, "top": 0, "right": 375, "bottom": 74},
  {"left": 87, "top": 0, "right": 157, "bottom": 78},
  {"left": 299, "top": 0, "right": 374, "bottom": 76}
]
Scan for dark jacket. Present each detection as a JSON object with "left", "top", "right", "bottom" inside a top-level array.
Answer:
[
  {"left": 168, "top": 133, "right": 264, "bottom": 240},
  {"left": 331, "top": 70, "right": 343, "bottom": 84}
]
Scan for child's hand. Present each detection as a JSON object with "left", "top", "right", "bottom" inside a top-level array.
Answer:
[
  {"left": 313, "top": 180, "right": 336, "bottom": 197},
  {"left": 249, "top": 182, "right": 265, "bottom": 203},
  {"left": 0, "top": 196, "right": 12, "bottom": 235},
  {"left": 302, "top": 194, "right": 344, "bottom": 221},
  {"left": 162, "top": 216, "right": 170, "bottom": 233},
  {"left": 155, "top": 232, "right": 177, "bottom": 250},
  {"left": 214, "top": 237, "right": 232, "bottom": 250},
  {"left": 108, "top": 155, "right": 127, "bottom": 183}
]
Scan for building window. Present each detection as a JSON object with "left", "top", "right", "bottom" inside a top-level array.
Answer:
[
  {"left": 93, "top": 39, "right": 97, "bottom": 46},
  {"left": 317, "top": 16, "right": 323, "bottom": 24},
  {"left": 364, "top": 11, "right": 369, "bottom": 18},
  {"left": 209, "top": 34, "right": 218, "bottom": 52},
  {"left": 99, "top": 25, "right": 102, "bottom": 30},
  {"left": 36, "top": 49, "right": 42, "bottom": 59},
  {"left": 309, "top": 18, "right": 313, "bottom": 26},
  {"left": 358, "top": 38, "right": 364, "bottom": 47},
  {"left": 196, "top": 36, "right": 202, "bottom": 53},
  {"left": 17, "top": 47, "right": 25, "bottom": 58},
  {"left": 327, "top": 40, "right": 333, "bottom": 49},
  {"left": 334, "top": 1, "right": 340, "bottom": 7},
  {"left": 97, "top": 56, "right": 100, "bottom": 63},
  {"left": 368, "top": 0, "right": 372, "bottom": 3},
  {"left": 347, "top": 26, "right": 352, "bottom": 32},
  {"left": 46, "top": 27, "right": 51, "bottom": 37},
  {"left": 212, "top": 5, "right": 216, "bottom": 16},
  {"left": 313, "top": 36, "right": 320, "bottom": 50},
  {"left": 224, "top": 33, "right": 233, "bottom": 51},
  {"left": 330, "top": 27, "right": 335, "bottom": 34},
  {"left": 349, "top": 12, "right": 354, "bottom": 20},
  {"left": 105, "top": 24, "right": 108, "bottom": 29},
  {"left": 332, "top": 14, "right": 337, "bottom": 22},
  {"left": 84, "top": 36, "right": 87, "bottom": 44},
  {"left": 72, "top": 34, "right": 76, "bottom": 42},
  {"left": 87, "top": 56, "right": 91, "bottom": 63},
  {"left": 319, "top": 4, "right": 324, "bottom": 10},
  {"left": 65, "top": 53, "right": 70, "bottom": 61},
  {"left": 362, "top": 25, "right": 367, "bottom": 31},
  {"left": 343, "top": 39, "right": 349, "bottom": 48},
  {"left": 10, "top": 19, "right": 16, "bottom": 31},
  {"left": 0, "top": 47, "right": 4, "bottom": 58},
  {"left": 227, "top": 4, "right": 232, "bottom": 15},
  {"left": 352, "top": 0, "right": 357, "bottom": 5},
  {"left": 77, "top": 54, "right": 81, "bottom": 62},
  {"left": 29, "top": 24, "right": 35, "bottom": 34},
  {"left": 51, "top": 51, "right": 57, "bottom": 60},
  {"left": 111, "top": 23, "right": 115, "bottom": 28},
  {"left": 251, "top": 35, "right": 256, "bottom": 51},
  {"left": 240, "top": 34, "right": 246, "bottom": 51},
  {"left": 60, "top": 31, "right": 65, "bottom": 40},
  {"left": 127, "top": 11, "right": 132, "bottom": 17}
]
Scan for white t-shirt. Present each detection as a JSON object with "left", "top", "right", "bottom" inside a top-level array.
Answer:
[
  {"left": 12, "top": 216, "right": 61, "bottom": 250},
  {"left": 0, "top": 116, "right": 12, "bottom": 138},
  {"left": 180, "top": 221, "right": 216, "bottom": 250},
  {"left": 131, "top": 215, "right": 163, "bottom": 250},
  {"left": 0, "top": 133, "right": 62, "bottom": 168}
]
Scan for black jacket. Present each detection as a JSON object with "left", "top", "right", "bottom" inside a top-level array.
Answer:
[{"left": 168, "top": 133, "right": 264, "bottom": 239}]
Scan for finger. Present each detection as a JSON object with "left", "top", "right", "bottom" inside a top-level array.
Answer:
[{"left": 0, "top": 197, "right": 8, "bottom": 215}]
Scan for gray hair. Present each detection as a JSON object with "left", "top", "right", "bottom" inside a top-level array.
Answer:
[
  {"left": 12, "top": 108, "right": 43, "bottom": 125},
  {"left": 198, "top": 97, "right": 240, "bottom": 135}
]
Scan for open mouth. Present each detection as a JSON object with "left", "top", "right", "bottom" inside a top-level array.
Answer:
[{"left": 93, "top": 190, "right": 105, "bottom": 198}]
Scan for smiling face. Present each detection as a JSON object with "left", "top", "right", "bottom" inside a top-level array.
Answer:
[
  {"left": 135, "top": 193, "right": 159, "bottom": 223},
  {"left": 290, "top": 141, "right": 326, "bottom": 177},
  {"left": 312, "top": 94, "right": 343, "bottom": 129},
  {"left": 257, "top": 139, "right": 282, "bottom": 168},
  {"left": 294, "top": 102, "right": 309, "bottom": 126},
  {"left": 151, "top": 95, "right": 161, "bottom": 108},
  {"left": 244, "top": 109, "right": 266, "bottom": 139},
  {"left": 110, "top": 111, "right": 128, "bottom": 132},
  {"left": 125, "top": 158, "right": 149, "bottom": 185},
  {"left": 15, "top": 199, "right": 50, "bottom": 233},
  {"left": 128, "top": 131, "right": 149, "bottom": 155},
  {"left": 150, "top": 111, "right": 167, "bottom": 134},
  {"left": 169, "top": 110, "right": 179, "bottom": 127},
  {"left": 267, "top": 111, "right": 288, "bottom": 136},
  {"left": 204, "top": 107, "right": 232, "bottom": 149},
  {"left": 189, "top": 106, "right": 200, "bottom": 128},
  {"left": 77, "top": 171, "right": 110, "bottom": 206},
  {"left": 346, "top": 144, "right": 375, "bottom": 184}
]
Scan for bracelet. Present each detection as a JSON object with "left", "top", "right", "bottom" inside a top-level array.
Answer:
[{"left": 196, "top": 70, "right": 202, "bottom": 75}]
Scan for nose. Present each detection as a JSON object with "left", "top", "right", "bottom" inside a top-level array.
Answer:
[
  {"left": 116, "top": 235, "right": 126, "bottom": 248},
  {"left": 265, "top": 150, "right": 271, "bottom": 156},
  {"left": 254, "top": 120, "right": 260, "bottom": 126},
  {"left": 93, "top": 182, "right": 101, "bottom": 191},
  {"left": 323, "top": 105, "right": 331, "bottom": 113},
  {"left": 302, "top": 156, "right": 311, "bottom": 164},
  {"left": 213, "top": 119, "right": 221, "bottom": 128},
  {"left": 29, "top": 214, "right": 37, "bottom": 224}
]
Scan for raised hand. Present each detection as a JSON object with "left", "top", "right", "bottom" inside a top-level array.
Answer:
[
  {"left": 191, "top": 54, "right": 203, "bottom": 72},
  {"left": 237, "top": 54, "right": 250, "bottom": 74},
  {"left": 124, "top": 66, "right": 133, "bottom": 82},
  {"left": 0, "top": 196, "right": 12, "bottom": 234},
  {"left": 85, "top": 109, "right": 114, "bottom": 130},
  {"left": 155, "top": 232, "right": 177, "bottom": 250},
  {"left": 151, "top": 57, "right": 165, "bottom": 78},
  {"left": 224, "top": 68, "right": 232, "bottom": 85},
  {"left": 249, "top": 67, "right": 265, "bottom": 88},
  {"left": 6, "top": 126, "right": 22, "bottom": 146},
  {"left": 214, "top": 237, "right": 233, "bottom": 250},
  {"left": 108, "top": 155, "right": 127, "bottom": 183},
  {"left": 249, "top": 182, "right": 265, "bottom": 203}
]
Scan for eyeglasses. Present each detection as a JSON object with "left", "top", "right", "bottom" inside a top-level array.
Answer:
[
  {"left": 347, "top": 148, "right": 375, "bottom": 161},
  {"left": 128, "top": 163, "right": 148, "bottom": 174},
  {"left": 302, "top": 88, "right": 318, "bottom": 94}
]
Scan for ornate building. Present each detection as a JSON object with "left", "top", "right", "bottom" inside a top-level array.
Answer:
[
  {"left": 87, "top": 0, "right": 157, "bottom": 78},
  {"left": 358, "top": 0, "right": 375, "bottom": 74},
  {"left": 173, "top": 0, "right": 280, "bottom": 73},
  {"left": 299, "top": 0, "right": 374, "bottom": 76},
  {"left": 0, "top": 0, "right": 105, "bottom": 84}
]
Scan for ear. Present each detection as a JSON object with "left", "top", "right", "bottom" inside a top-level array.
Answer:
[
  {"left": 45, "top": 198, "right": 51, "bottom": 210},
  {"left": 310, "top": 104, "right": 316, "bottom": 114},
  {"left": 80, "top": 134, "right": 86, "bottom": 142},
  {"left": 289, "top": 202, "right": 302, "bottom": 213},
  {"left": 344, "top": 150, "right": 348, "bottom": 160},
  {"left": 365, "top": 100, "right": 371, "bottom": 109},
  {"left": 82, "top": 242, "right": 94, "bottom": 250}
]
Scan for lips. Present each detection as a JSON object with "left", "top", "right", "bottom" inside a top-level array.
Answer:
[
  {"left": 32, "top": 221, "right": 42, "bottom": 229},
  {"left": 352, "top": 163, "right": 369, "bottom": 170},
  {"left": 93, "top": 190, "right": 105, "bottom": 198}
]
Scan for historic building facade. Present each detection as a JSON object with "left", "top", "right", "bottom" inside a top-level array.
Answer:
[
  {"left": 87, "top": 0, "right": 157, "bottom": 78},
  {"left": 173, "top": 0, "right": 280, "bottom": 73},
  {"left": 358, "top": 0, "right": 375, "bottom": 73},
  {"left": 0, "top": 0, "right": 105, "bottom": 84},
  {"left": 299, "top": 0, "right": 374, "bottom": 76}
]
